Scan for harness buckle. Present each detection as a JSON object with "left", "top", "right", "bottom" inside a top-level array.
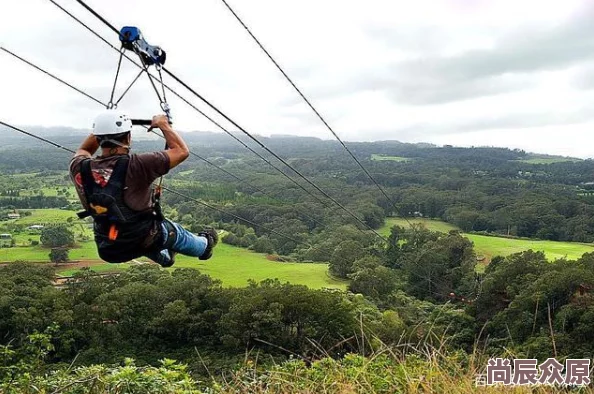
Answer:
[{"left": 90, "top": 203, "right": 108, "bottom": 215}]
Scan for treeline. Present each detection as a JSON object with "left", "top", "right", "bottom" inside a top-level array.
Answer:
[
  {"left": 3, "top": 226, "right": 594, "bottom": 373},
  {"left": 4, "top": 138, "right": 594, "bottom": 243},
  {"left": 0, "top": 196, "right": 68, "bottom": 209},
  {"left": 0, "top": 262, "right": 462, "bottom": 374}
]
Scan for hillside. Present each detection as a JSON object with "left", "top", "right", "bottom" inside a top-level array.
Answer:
[{"left": 2, "top": 136, "right": 594, "bottom": 392}]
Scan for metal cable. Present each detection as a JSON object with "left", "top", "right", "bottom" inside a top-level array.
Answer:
[
  {"left": 107, "top": 49, "right": 124, "bottom": 108},
  {"left": 218, "top": 0, "right": 416, "bottom": 229},
  {"left": 70, "top": 0, "right": 388, "bottom": 243},
  {"left": 47, "top": 0, "right": 331, "bottom": 208},
  {"left": 1, "top": 45, "right": 327, "bottom": 235},
  {"left": 0, "top": 120, "right": 311, "bottom": 248}
]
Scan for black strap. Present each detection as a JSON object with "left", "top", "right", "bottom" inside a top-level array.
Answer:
[
  {"left": 79, "top": 156, "right": 129, "bottom": 219},
  {"left": 79, "top": 156, "right": 129, "bottom": 197},
  {"left": 80, "top": 158, "right": 96, "bottom": 208},
  {"left": 77, "top": 210, "right": 91, "bottom": 219},
  {"left": 107, "top": 155, "right": 130, "bottom": 188}
]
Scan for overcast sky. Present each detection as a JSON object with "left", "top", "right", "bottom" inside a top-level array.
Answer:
[{"left": 2, "top": 0, "right": 594, "bottom": 157}]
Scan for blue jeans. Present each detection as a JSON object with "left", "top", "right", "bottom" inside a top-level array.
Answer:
[{"left": 145, "top": 220, "right": 208, "bottom": 266}]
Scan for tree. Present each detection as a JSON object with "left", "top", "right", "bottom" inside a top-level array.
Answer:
[
  {"left": 329, "top": 240, "right": 365, "bottom": 278},
  {"left": 40, "top": 226, "right": 74, "bottom": 248},
  {"left": 348, "top": 257, "right": 399, "bottom": 299},
  {"left": 253, "top": 237, "right": 274, "bottom": 254},
  {"left": 386, "top": 225, "right": 406, "bottom": 268},
  {"left": 402, "top": 231, "right": 475, "bottom": 301},
  {"left": 49, "top": 248, "right": 69, "bottom": 264},
  {"left": 222, "top": 233, "right": 237, "bottom": 244}
]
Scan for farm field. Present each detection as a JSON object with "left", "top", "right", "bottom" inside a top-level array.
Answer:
[
  {"left": 380, "top": 218, "right": 594, "bottom": 268},
  {"left": 174, "top": 244, "right": 345, "bottom": 289},
  {"left": 7, "top": 209, "right": 79, "bottom": 225},
  {"left": 18, "top": 186, "right": 77, "bottom": 198},
  {"left": 370, "top": 154, "right": 410, "bottom": 162}
]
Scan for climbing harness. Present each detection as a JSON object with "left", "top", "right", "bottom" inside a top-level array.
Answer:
[{"left": 76, "top": 156, "right": 160, "bottom": 263}]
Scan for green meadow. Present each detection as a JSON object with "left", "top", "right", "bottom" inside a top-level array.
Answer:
[
  {"left": 8, "top": 209, "right": 78, "bottom": 225},
  {"left": 380, "top": 218, "right": 594, "bottom": 265},
  {"left": 173, "top": 243, "right": 345, "bottom": 289},
  {"left": 56, "top": 242, "right": 345, "bottom": 289},
  {"left": 370, "top": 154, "right": 410, "bottom": 162},
  {"left": 379, "top": 218, "right": 459, "bottom": 235},
  {"left": 2, "top": 235, "right": 344, "bottom": 290},
  {"left": 515, "top": 157, "right": 582, "bottom": 164},
  {"left": 0, "top": 240, "right": 98, "bottom": 262}
]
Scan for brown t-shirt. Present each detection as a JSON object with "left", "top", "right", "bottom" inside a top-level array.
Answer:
[{"left": 69, "top": 152, "right": 170, "bottom": 212}]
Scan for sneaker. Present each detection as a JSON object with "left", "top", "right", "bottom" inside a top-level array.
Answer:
[
  {"left": 159, "top": 249, "right": 177, "bottom": 268},
  {"left": 167, "top": 250, "right": 177, "bottom": 267},
  {"left": 198, "top": 228, "right": 218, "bottom": 260}
]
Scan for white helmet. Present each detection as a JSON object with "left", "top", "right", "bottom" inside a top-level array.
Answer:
[{"left": 92, "top": 110, "right": 133, "bottom": 136}]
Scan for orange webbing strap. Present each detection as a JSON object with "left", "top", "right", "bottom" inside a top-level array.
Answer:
[{"left": 108, "top": 224, "right": 119, "bottom": 241}]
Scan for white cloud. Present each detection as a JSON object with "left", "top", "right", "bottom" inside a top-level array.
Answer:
[{"left": 1, "top": 0, "right": 593, "bottom": 157}]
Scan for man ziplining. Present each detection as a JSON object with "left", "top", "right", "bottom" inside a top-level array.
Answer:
[{"left": 69, "top": 110, "right": 218, "bottom": 267}]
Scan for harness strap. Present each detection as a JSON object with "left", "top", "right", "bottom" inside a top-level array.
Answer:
[
  {"left": 107, "top": 156, "right": 130, "bottom": 189},
  {"left": 78, "top": 156, "right": 131, "bottom": 222},
  {"left": 80, "top": 158, "right": 96, "bottom": 208}
]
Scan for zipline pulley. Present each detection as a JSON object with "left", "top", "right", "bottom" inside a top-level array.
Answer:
[
  {"left": 106, "top": 26, "right": 172, "bottom": 124},
  {"left": 119, "top": 26, "right": 166, "bottom": 67}
]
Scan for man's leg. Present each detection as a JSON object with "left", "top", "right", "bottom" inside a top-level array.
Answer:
[{"left": 164, "top": 220, "right": 209, "bottom": 258}]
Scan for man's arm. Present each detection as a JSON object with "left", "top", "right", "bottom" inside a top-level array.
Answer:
[
  {"left": 74, "top": 134, "right": 100, "bottom": 158},
  {"left": 151, "top": 115, "right": 190, "bottom": 169}
]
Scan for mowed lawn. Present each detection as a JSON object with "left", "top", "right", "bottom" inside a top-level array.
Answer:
[
  {"left": 380, "top": 218, "right": 594, "bottom": 263},
  {"left": 9, "top": 209, "right": 78, "bottom": 225},
  {"left": 174, "top": 243, "right": 346, "bottom": 289},
  {"left": 467, "top": 235, "right": 594, "bottom": 262},
  {"left": 371, "top": 154, "right": 410, "bottom": 162},
  {"left": 4, "top": 240, "right": 345, "bottom": 290},
  {"left": 515, "top": 157, "right": 582, "bottom": 164},
  {"left": 380, "top": 218, "right": 459, "bottom": 236},
  {"left": 0, "top": 241, "right": 99, "bottom": 262}
]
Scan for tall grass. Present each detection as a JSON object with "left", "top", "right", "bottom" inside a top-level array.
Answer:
[{"left": 213, "top": 335, "right": 593, "bottom": 393}]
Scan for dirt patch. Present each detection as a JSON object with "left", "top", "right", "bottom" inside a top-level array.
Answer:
[{"left": 0, "top": 259, "right": 105, "bottom": 269}]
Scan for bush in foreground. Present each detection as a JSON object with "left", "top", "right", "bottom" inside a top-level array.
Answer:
[{"left": 4, "top": 348, "right": 593, "bottom": 393}]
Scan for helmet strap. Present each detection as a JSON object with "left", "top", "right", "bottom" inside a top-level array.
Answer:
[{"left": 100, "top": 139, "right": 131, "bottom": 151}]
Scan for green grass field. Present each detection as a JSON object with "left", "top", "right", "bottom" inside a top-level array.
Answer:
[
  {"left": 380, "top": 218, "right": 459, "bottom": 236},
  {"left": 56, "top": 243, "right": 344, "bottom": 289},
  {"left": 371, "top": 154, "right": 410, "bottom": 162},
  {"left": 0, "top": 240, "right": 99, "bottom": 262},
  {"left": 173, "top": 244, "right": 345, "bottom": 289},
  {"left": 2, "top": 239, "right": 345, "bottom": 290},
  {"left": 0, "top": 205, "right": 344, "bottom": 289},
  {"left": 467, "top": 234, "right": 594, "bottom": 262},
  {"left": 380, "top": 218, "right": 594, "bottom": 265},
  {"left": 515, "top": 157, "right": 583, "bottom": 164},
  {"left": 18, "top": 186, "right": 77, "bottom": 197},
  {"left": 9, "top": 209, "right": 78, "bottom": 225}
]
